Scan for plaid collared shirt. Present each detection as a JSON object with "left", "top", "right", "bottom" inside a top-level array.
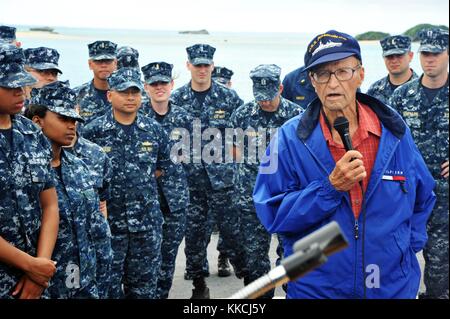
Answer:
[{"left": 320, "top": 101, "right": 382, "bottom": 219}]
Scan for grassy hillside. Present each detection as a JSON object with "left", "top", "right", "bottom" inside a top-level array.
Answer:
[{"left": 355, "top": 31, "right": 390, "bottom": 41}]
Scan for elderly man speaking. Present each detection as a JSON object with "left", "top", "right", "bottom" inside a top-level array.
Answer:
[{"left": 253, "top": 30, "right": 436, "bottom": 299}]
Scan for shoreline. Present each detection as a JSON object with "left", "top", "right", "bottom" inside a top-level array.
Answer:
[{"left": 17, "top": 31, "right": 81, "bottom": 40}]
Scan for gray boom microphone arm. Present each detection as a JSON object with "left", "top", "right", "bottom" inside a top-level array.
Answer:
[{"left": 229, "top": 221, "right": 348, "bottom": 299}]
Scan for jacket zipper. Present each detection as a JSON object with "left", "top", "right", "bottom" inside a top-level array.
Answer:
[{"left": 353, "top": 218, "right": 359, "bottom": 297}]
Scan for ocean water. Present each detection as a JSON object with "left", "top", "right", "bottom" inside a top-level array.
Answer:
[{"left": 16, "top": 26, "right": 423, "bottom": 102}]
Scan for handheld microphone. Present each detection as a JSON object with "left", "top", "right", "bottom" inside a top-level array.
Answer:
[
  {"left": 333, "top": 116, "right": 353, "bottom": 152},
  {"left": 229, "top": 221, "right": 348, "bottom": 299},
  {"left": 333, "top": 116, "right": 363, "bottom": 189}
]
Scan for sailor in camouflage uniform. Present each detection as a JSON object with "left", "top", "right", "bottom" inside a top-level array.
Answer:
[
  {"left": 74, "top": 40, "right": 117, "bottom": 126},
  {"left": 83, "top": 68, "right": 179, "bottom": 299},
  {"left": 171, "top": 44, "right": 246, "bottom": 299},
  {"left": 27, "top": 81, "right": 99, "bottom": 298},
  {"left": 390, "top": 28, "right": 449, "bottom": 299},
  {"left": 367, "top": 35, "right": 418, "bottom": 104},
  {"left": 0, "top": 25, "right": 20, "bottom": 47},
  {"left": 117, "top": 46, "right": 150, "bottom": 105},
  {"left": 0, "top": 44, "right": 59, "bottom": 299},
  {"left": 117, "top": 46, "right": 140, "bottom": 70},
  {"left": 66, "top": 130, "right": 113, "bottom": 299},
  {"left": 141, "top": 61, "right": 191, "bottom": 298},
  {"left": 212, "top": 66, "right": 234, "bottom": 88},
  {"left": 231, "top": 64, "right": 303, "bottom": 298},
  {"left": 24, "top": 47, "right": 62, "bottom": 89},
  {"left": 211, "top": 65, "right": 239, "bottom": 278}
]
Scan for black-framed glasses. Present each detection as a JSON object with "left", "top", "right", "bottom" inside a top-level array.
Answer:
[{"left": 311, "top": 65, "right": 361, "bottom": 84}]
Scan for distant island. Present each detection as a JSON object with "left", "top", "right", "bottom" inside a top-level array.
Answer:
[
  {"left": 29, "top": 26, "right": 57, "bottom": 34},
  {"left": 179, "top": 29, "right": 209, "bottom": 35},
  {"left": 356, "top": 23, "right": 448, "bottom": 41},
  {"left": 355, "top": 31, "right": 390, "bottom": 41}
]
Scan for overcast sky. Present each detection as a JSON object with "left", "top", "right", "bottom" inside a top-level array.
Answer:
[{"left": 1, "top": 0, "right": 448, "bottom": 34}]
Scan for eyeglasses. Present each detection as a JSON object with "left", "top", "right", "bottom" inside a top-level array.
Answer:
[{"left": 311, "top": 65, "right": 361, "bottom": 84}]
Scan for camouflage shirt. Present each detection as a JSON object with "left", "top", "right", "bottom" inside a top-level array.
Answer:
[
  {"left": 82, "top": 110, "right": 177, "bottom": 233},
  {"left": 74, "top": 80, "right": 111, "bottom": 126},
  {"left": 390, "top": 75, "right": 449, "bottom": 185},
  {"left": 170, "top": 81, "right": 243, "bottom": 190},
  {"left": 0, "top": 115, "right": 54, "bottom": 297},
  {"left": 139, "top": 102, "right": 190, "bottom": 212},
  {"left": 68, "top": 135, "right": 112, "bottom": 202},
  {"left": 367, "top": 69, "right": 418, "bottom": 104},
  {"left": 50, "top": 150, "right": 98, "bottom": 295},
  {"left": 231, "top": 97, "right": 303, "bottom": 195}
]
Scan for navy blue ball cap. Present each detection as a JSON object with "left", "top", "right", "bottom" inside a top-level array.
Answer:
[{"left": 304, "top": 30, "right": 362, "bottom": 71}]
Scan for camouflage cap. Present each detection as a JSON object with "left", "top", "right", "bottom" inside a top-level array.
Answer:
[
  {"left": 186, "top": 44, "right": 216, "bottom": 65},
  {"left": 212, "top": 66, "right": 233, "bottom": 85},
  {"left": 249, "top": 64, "right": 281, "bottom": 102},
  {"left": 141, "top": 61, "right": 173, "bottom": 84},
  {"left": 117, "top": 46, "right": 140, "bottom": 69},
  {"left": 380, "top": 35, "right": 411, "bottom": 57},
  {"left": 0, "top": 43, "right": 37, "bottom": 88},
  {"left": 108, "top": 67, "right": 144, "bottom": 92},
  {"left": 30, "top": 81, "right": 84, "bottom": 122},
  {"left": 24, "top": 47, "right": 62, "bottom": 73},
  {"left": 418, "top": 28, "right": 449, "bottom": 53},
  {"left": 88, "top": 40, "right": 117, "bottom": 60},
  {"left": 0, "top": 25, "right": 16, "bottom": 43}
]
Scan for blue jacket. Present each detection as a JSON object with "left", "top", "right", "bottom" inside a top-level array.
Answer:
[{"left": 253, "top": 93, "right": 436, "bottom": 299}]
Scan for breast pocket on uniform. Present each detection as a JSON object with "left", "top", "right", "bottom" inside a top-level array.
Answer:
[
  {"left": 137, "top": 151, "right": 157, "bottom": 164},
  {"left": 209, "top": 108, "right": 229, "bottom": 128},
  {"left": 29, "top": 163, "right": 49, "bottom": 185},
  {"left": 402, "top": 112, "right": 421, "bottom": 130}
]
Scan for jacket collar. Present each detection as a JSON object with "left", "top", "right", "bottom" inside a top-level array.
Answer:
[
  {"left": 297, "top": 92, "right": 406, "bottom": 142},
  {"left": 179, "top": 80, "right": 221, "bottom": 102},
  {"left": 102, "top": 109, "right": 152, "bottom": 132}
]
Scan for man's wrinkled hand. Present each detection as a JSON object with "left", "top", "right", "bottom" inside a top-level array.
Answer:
[{"left": 329, "top": 150, "right": 366, "bottom": 192}]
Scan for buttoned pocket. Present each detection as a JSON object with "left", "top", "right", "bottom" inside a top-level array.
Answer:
[{"left": 29, "top": 164, "right": 48, "bottom": 184}]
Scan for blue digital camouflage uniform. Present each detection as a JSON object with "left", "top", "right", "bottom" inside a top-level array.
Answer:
[
  {"left": 29, "top": 81, "right": 99, "bottom": 298},
  {"left": 0, "top": 44, "right": 53, "bottom": 299},
  {"left": 170, "top": 44, "right": 247, "bottom": 280},
  {"left": 231, "top": 64, "right": 303, "bottom": 297},
  {"left": 0, "top": 116, "right": 55, "bottom": 299},
  {"left": 367, "top": 35, "right": 418, "bottom": 104},
  {"left": 47, "top": 150, "right": 99, "bottom": 299},
  {"left": 83, "top": 68, "right": 179, "bottom": 299},
  {"left": 67, "top": 135, "right": 113, "bottom": 299},
  {"left": 211, "top": 65, "right": 242, "bottom": 260},
  {"left": 74, "top": 40, "right": 117, "bottom": 126},
  {"left": 281, "top": 66, "right": 317, "bottom": 108},
  {"left": 140, "top": 61, "right": 191, "bottom": 298},
  {"left": 390, "top": 28, "right": 449, "bottom": 299},
  {"left": 0, "top": 25, "right": 16, "bottom": 43},
  {"left": 24, "top": 47, "right": 63, "bottom": 74}
]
